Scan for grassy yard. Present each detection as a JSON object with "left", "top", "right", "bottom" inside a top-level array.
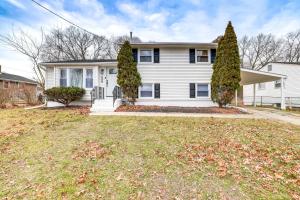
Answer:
[{"left": 0, "top": 108, "right": 299, "bottom": 199}]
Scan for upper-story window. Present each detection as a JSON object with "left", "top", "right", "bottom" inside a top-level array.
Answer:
[
  {"left": 140, "top": 50, "right": 152, "bottom": 62},
  {"left": 196, "top": 50, "right": 209, "bottom": 63},
  {"left": 268, "top": 65, "right": 272, "bottom": 71}
]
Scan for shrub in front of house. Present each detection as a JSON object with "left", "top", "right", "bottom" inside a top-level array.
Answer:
[
  {"left": 45, "top": 87, "right": 85, "bottom": 107},
  {"left": 211, "top": 21, "right": 241, "bottom": 107}
]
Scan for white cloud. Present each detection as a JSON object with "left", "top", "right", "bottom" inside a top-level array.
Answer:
[
  {"left": 1, "top": 0, "right": 300, "bottom": 78},
  {"left": 5, "top": 0, "right": 26, "bottom": 10}
]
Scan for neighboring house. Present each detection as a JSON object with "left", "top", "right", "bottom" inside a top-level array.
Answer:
[
  {"left": 0, "top": 65, "right": 38, "bottom": 103},
  {"left": 243, "top": 62, "right": 300, "bottom": 108},
  {"left": 41, "top": 42, "right": 286, "bottom": 111}
]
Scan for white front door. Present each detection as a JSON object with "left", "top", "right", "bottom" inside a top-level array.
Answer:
[{"left": 106, "top": 67, "right": 118, "bottom": 97}]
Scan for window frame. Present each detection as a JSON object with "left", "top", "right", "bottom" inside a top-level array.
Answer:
[
  {"left": 85, "top": 68, "right": 94, "bottom": 88},
  {"left": 139, "top": 83, "right": 154, "bottom": 99},
  {"left": 274, "top": 80, "right": 281, "bottom": 89},
  {"left": 3, "top": 81, "right": 9, "bottom": 89},
  {"left": 196, "top": 49, "right": 210, "bottom": 64},
  {"left": 196, "top": 83, "right": 210, "bottom": 98},
  {"left": 58, "top": 68, "right": 94, "bottom": 89},
  {"left": 59, "top": 68, "right": 68, "bottom": 87},
  {"left": 139, "top": 49, "right": 153, "bottom": 63},
  {"left": 267, "top": 65, "right": 272, "bottom": 72}
]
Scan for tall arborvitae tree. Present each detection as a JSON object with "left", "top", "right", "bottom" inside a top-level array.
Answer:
[
  {"left": 211, "top": 21, "right": 241, "bottom": 107},
  {"left": 117, "top": 41, "right": 141, "bottom": 104}
]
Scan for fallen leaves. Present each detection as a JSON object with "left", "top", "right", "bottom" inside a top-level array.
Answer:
[
  {"left": 177, "top": 138, "right": 300, "bottom": 198},
  {"left": 115, "top": 105, "right": 246, "bottom": 114},
  {"left": 72, "top": 141, "right": 109, "bottom": 161}
]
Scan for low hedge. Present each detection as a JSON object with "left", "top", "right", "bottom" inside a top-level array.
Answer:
[{"left": 45, "top": 87, "right": 85, "bottom": 106}]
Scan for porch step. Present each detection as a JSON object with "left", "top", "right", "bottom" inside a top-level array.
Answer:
[{"left": 90, "top": 98, "right": 115, "bottom": 112}]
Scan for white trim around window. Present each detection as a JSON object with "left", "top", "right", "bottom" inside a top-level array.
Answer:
[
  {"left": 58, "top": 67, "right": 94, "bottom": 89},
  {"left": 196, "top": 49, "right": 210, "bottom": 64},
  {"left": 196, "top": 83, "right": 210, "bottom": 98},
  {"left": 138, "top": 49, "right": 153, "bottom": 63},
  {"left": 139, "top": 83, "right": 154, "bottom": 99}
]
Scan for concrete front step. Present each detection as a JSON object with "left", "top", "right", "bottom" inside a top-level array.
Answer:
[
  {"left": 90, "top": 107, "right": 115, "bottom": 112},
  {"left": 91, "top": 98, "right": 115, "bottom": 112}
]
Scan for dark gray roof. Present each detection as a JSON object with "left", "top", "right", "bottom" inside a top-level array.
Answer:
[
  {"left": 41, "top": 59, "right": 117, "bottom": 64},
  {"left": 130, "top": 42, "right": 217, "bottom": 48},
  {"left": 0, "top": 72, "right": 37, "bottom": 84}
]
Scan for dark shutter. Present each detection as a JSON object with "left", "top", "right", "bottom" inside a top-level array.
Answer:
[
  {"left": 132, "top": 48, "right": 138, "bottom": 62},
  {"left": 190, "top": 83, "right": 196, "bottom": 98},
  {"left": 154, "top": 48, "right": 160, "bottom": 63},
  {"left": 189, "top": 49, "right": 195, "bottom": 63},
  {"left": 210, "top": 49, "right": 216, "bottom": 64},
  {"left": 154, "top": 83, "right": 160, "bottom": 98}
]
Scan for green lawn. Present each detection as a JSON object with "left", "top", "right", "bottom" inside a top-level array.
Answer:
[{"left": 0, "top": 108, "right": 299, "bottom": 199}]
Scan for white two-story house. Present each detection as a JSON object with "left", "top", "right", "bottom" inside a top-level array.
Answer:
[
  {"left": 243, "top": 62, "right": 300, "bottom": 108},
  {"left": 41, "top": 42, "right": 287, "bottom": 112}
]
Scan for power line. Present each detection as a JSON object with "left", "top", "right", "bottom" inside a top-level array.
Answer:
[{"left": 30, "top": 0, "right": 99, "bottom": 37}]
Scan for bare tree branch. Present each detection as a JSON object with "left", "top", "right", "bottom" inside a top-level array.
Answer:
[{"left": 0, "top": 27, "right": 45, "bottom": 89}]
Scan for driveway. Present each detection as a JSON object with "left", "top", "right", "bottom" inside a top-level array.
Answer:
[{"left": 246, "top": 107, "right": 300, "bottom": 126}]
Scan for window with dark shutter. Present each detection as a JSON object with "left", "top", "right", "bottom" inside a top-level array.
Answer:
[
  {"left": 190, "top": 83, "right": 195, "bottom": 98},
  {"left": 189, "top": 49, "right": 195, "bottom": 63},
  {"left": 154, "top": 48, "right": 160, "bottom": 63},
  {"left": 210, "top": 49, "right": 216, "bottom": 64},
  {"left": 154, "top": 83, "right": 160, "bottom": 98},
  {"left": 132, "top": 48, "right": 138, "bottom": 62}
]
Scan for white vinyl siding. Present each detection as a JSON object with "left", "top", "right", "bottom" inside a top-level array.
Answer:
[
  {"left": 244, "top": 63, "right": 300, "bottom": 102},
  {"left": 137, "top": 48, "right": 212, "bottom": 100},
  {"left": 46, "top": 67, "right": 55, "bottom": 89}
]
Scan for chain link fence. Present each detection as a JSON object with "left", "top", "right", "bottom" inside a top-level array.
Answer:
[{"left": 243, "top": 96, "right": 300, "bottom": 108}]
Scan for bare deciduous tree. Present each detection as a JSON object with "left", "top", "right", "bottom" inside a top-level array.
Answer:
[
  {"left": 42, "top": 26, "right": 113, "bottom": 61},
  {"left": 239, "top": 34, "right": 284, "bottom": 70},
  {"left": 283, "top": 30, "right": 300, "bottom": 62},
  {"left": 110, "top": 35, "right": 142, "bottom": 58},
  {"left": 0, "top": 28, "right": 45, "bottom": 89}
]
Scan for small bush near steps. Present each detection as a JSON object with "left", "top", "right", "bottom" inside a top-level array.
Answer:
[{"left": 45, "top": 87, "right": 85, "bottom": 107}]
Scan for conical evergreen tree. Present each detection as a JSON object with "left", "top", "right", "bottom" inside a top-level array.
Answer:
[
  {"left": 117, "top": 41, "right": 141, "bottom": 103},
  {"left": 211, "top": 21, "right": 241, "bottom": 107}
]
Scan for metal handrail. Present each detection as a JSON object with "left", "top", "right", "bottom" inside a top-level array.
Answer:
[
  {"left": 113, "top": 86, "right": 122, "bottom": 106},
  {"left": 90, "top": 86, "right": 105, "bottom": 106}
]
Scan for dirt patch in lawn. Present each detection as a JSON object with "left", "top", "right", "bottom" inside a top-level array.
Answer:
[{"left": 115, "top": 105, "right": 246, "bottom": 114}]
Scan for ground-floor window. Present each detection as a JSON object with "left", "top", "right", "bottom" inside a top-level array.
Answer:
[
  {"left": 274, "top": 80, "right": 281, "bottom": 88},
  {"left": 3, "top": 81, "right": 9, "bottom": 89},
  {"left": 197, "top": 83, "right": 209, "bottom": 97},
  {"left": 59, "top": 68, "right": 92, "bottom": 88},
  {"left": 86, "top": 69, "right": 93, "bottom": 88},
  {"left": 140, "top": 83, "right": 153, "bottom": 98},
  {"left": 60, "top": 69, "right": 67, "bottom": 87}
]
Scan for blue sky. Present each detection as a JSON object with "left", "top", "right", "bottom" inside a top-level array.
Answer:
[{"left": 1, "top": 0, "right": 300, "bottom": 78}]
